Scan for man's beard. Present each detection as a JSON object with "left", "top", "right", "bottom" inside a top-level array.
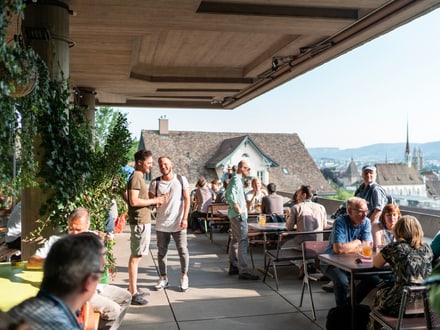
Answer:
[{"left": 161, "top": 169, "right": 172, "bottom": 176}]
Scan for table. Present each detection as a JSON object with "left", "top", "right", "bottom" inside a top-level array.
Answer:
[
  {"left": 0, "top": 261, "right": 43, "bottom": 311},
  {"left": 248, "top": 222, "right": 287, "bottom": 275},
  {"left": 248, "top": 222, "right": 286, "bottom": 232},
  {"left": 319, "top": 253, "right": 391, "bottom": 330},
  {"left": 217, "top": 210, "right": 260, "bottom": 222}
]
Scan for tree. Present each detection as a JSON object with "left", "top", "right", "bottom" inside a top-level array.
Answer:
[
  {"left": 95, "top": 106, "right": 140, "bottom": 161},
  {"left": 95, "top": 106, "right": 120, "bottom": 152}
]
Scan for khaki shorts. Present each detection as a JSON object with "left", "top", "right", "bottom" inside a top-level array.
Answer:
[{"left": 130, "top": 223, "right": 151, "bottom": 257}]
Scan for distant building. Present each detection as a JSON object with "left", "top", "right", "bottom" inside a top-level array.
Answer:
[
  {"left": 340, "top": 158, "right": 360, "bottom": 187},
  {"left": 404, "top": 121, "right": 424, "bottom": 171},
  {"left": 376, "top": 163, "right": 426, "bottom": 198},
  {"left": 138, "top": 118, "right": 334, "bottom": 196},
  {"left": 412, "top": 146, "right": 424, "bottom": 171}
]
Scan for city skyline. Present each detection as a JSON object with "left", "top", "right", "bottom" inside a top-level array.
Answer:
[{"left": 117, "top": 8, "right": 440, "bottom": 150}]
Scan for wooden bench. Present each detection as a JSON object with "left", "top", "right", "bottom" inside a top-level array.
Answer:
[
  {"left": 204, "top": 203, "right": 229, "bottom": 244},
  {"left": 0, "top": 240, "right": 20, "bottom": 262}
]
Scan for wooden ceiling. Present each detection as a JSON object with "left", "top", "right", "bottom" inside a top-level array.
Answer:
[{"left": 61, "top": 1, "right": 440, "bottom": 109}]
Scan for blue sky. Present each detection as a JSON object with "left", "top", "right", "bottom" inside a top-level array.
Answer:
[{"left": 118, "top": 8, "right": 440, "bottom": 150}]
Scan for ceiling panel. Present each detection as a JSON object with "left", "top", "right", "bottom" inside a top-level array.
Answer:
[{"left": 21, "top": 0, "right": 440, "bottom": 109}]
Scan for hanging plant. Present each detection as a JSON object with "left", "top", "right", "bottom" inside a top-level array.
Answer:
[{"left": 0, "top": 36, "right": 39, "bottom": 98}]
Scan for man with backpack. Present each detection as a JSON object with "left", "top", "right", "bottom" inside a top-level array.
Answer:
[
  {"left": 354, "top": 165, "right": 388, "bottom": 223},
  {"left": 149, "top": 156, "right": 191, "bottom": 292}
]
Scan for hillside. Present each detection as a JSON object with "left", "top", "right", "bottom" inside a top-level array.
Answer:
[{"left": 307, "top": 141, "right": 440, "bottom": 163}]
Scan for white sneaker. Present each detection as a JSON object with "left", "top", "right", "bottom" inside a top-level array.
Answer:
[
  {"left": 180, "top": 275, "right": 189, "bottom": 292},
  {"left": 155, "top": 277, "right": 169, "bottom": 291}
]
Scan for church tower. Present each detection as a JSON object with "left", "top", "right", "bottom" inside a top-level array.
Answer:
[{"left": 405, "top": 119, "right": 411, "bottom": 167}]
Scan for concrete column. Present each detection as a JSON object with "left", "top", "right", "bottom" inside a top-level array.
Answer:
[
  {"left": 76, "top": 87, "right": 97, "bottom": 144},
  {"left": 20, "top": 1, "right": 71, "bottom": 259},
  {"left": 22, "top": 1, "right": 70, "bottom": 80}
]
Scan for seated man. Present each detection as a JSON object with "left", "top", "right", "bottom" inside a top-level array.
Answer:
[
  {"left": 27, "top": 207, "right": 131, "bottom": 330},
  {"left": 286, "top": 185, "right": 327, "bottom": 246},
  {"left": 8, "top": 233, "right": 105, "bottom": 329},
  {"left": 261, "top": 183, "right": 285, "bottom": 222},
  {"left": 321, "top": 196, "right": 376, "bottom": 306}
]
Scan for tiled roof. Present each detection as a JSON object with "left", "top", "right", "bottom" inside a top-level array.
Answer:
[
  {"left": 376, "top": 163, "right": 424, "bottom": 186},
  {"left": 426, "top": 181, "right": 440, "bottom": 199},
  {"left": 139, "top": 130, "right": 334, "bottom": 195}
]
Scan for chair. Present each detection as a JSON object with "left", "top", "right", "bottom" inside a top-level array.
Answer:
[
  {"left": 263, "top": 230, "right": 330, "bottom": 290},
  {"left": 248, "top": 230, "right": 273, "bottom": 270},
  {"left": 369, "top": 285, "right": 433, "bottom": 330},
  {"left": 299, "top": 240, "right": 330, "bottom": 320},
  {"left": 425, "top": 289, "right": 440, "bottom": 330},
  {"left": 204, "top": 203, "right": 229, "bottom": 244}
]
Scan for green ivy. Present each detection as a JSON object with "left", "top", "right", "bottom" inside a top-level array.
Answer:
[{"left": 1, "top": 1, "right": 133, "bottom": 275}]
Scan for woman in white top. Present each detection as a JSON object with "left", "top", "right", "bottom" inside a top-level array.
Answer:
[
  {"left": 246, "top": 177, "right": 267, "bottom": 213},
  {"left": 372, "top": 203, "right": 401, "bottom": 249}
]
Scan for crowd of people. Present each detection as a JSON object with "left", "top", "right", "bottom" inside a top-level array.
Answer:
[
  {"left": 2, "top": 159, "right": 438, "bottom": 329},
  {"left": 321, "top": 164, "right": 436, "bottom": 329}
]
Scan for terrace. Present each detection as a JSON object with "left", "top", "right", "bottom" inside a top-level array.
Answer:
[
  {"left": 111, "top": 200, "right": 440, "bottom": 329},
  {"left": 113, "top": 223, "right": 333, "bottom": 329}
]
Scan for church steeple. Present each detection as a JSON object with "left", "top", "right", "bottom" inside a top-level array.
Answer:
[{"left": 405, "top": 118, "right": 411, "bottom": 167}]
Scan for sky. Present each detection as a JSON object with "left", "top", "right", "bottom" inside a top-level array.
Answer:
[{"left": 117, "top": 8, "right": 440, "bottom": 150}]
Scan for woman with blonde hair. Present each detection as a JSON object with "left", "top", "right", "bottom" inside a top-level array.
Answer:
[
  {"left": 372, "top": 215, "right": 433, "bottom": 317},
  {"left": 372, "top": 203, "right": 401, "bottom": 249},
  {"left": 245, "top": 177, "right": 267, "bottom": 213}
]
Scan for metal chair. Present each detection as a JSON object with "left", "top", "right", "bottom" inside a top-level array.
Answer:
[
  {"left": 263, "top": 230, "right": 330, "bottom": 290},
  {"left": 299, "top": 240, "right": 330, "bottom": 320},
  {"left": 369, "top": 285, "right": 432, "bottom": 330}
]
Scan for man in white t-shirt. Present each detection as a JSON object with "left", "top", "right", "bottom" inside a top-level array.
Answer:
[{"left": 149, "top": 156, "right": 190, "bottom": 292}]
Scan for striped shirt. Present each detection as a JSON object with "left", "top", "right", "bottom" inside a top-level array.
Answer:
[{"left": 8, "top": 290, "right": 82, "bottom": 330}]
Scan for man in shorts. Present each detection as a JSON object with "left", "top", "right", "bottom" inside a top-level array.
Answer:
[{"left": 125, "top": 149, "right": 165, "bottom": 305}]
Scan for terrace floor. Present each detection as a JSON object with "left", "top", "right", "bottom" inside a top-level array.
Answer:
[{"left": 111, "top": 225, "right": 337, "bottom": 329}]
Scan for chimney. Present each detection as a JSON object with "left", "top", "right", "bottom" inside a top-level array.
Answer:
[{"left": 159, "top": 117, "right": 169, "bottom": 136}]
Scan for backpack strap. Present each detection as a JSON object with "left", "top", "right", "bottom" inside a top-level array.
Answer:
[
  {"left": 176, "top": 174, "right": 184, "bottom": 201},
  {"left": 155, "top": 174, "right": 184, "bottom": 201},
  {"left": 154, "top": 176, "right": 161, "bottom": 197}
]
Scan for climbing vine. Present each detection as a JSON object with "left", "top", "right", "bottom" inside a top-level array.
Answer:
[{"left": 1, "top": 1, "right": 133, "bottom": 275}]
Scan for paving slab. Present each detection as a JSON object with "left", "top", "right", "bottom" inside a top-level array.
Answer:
[{"left": 111, "top": 226, "right": 330, "bottom": 329}]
